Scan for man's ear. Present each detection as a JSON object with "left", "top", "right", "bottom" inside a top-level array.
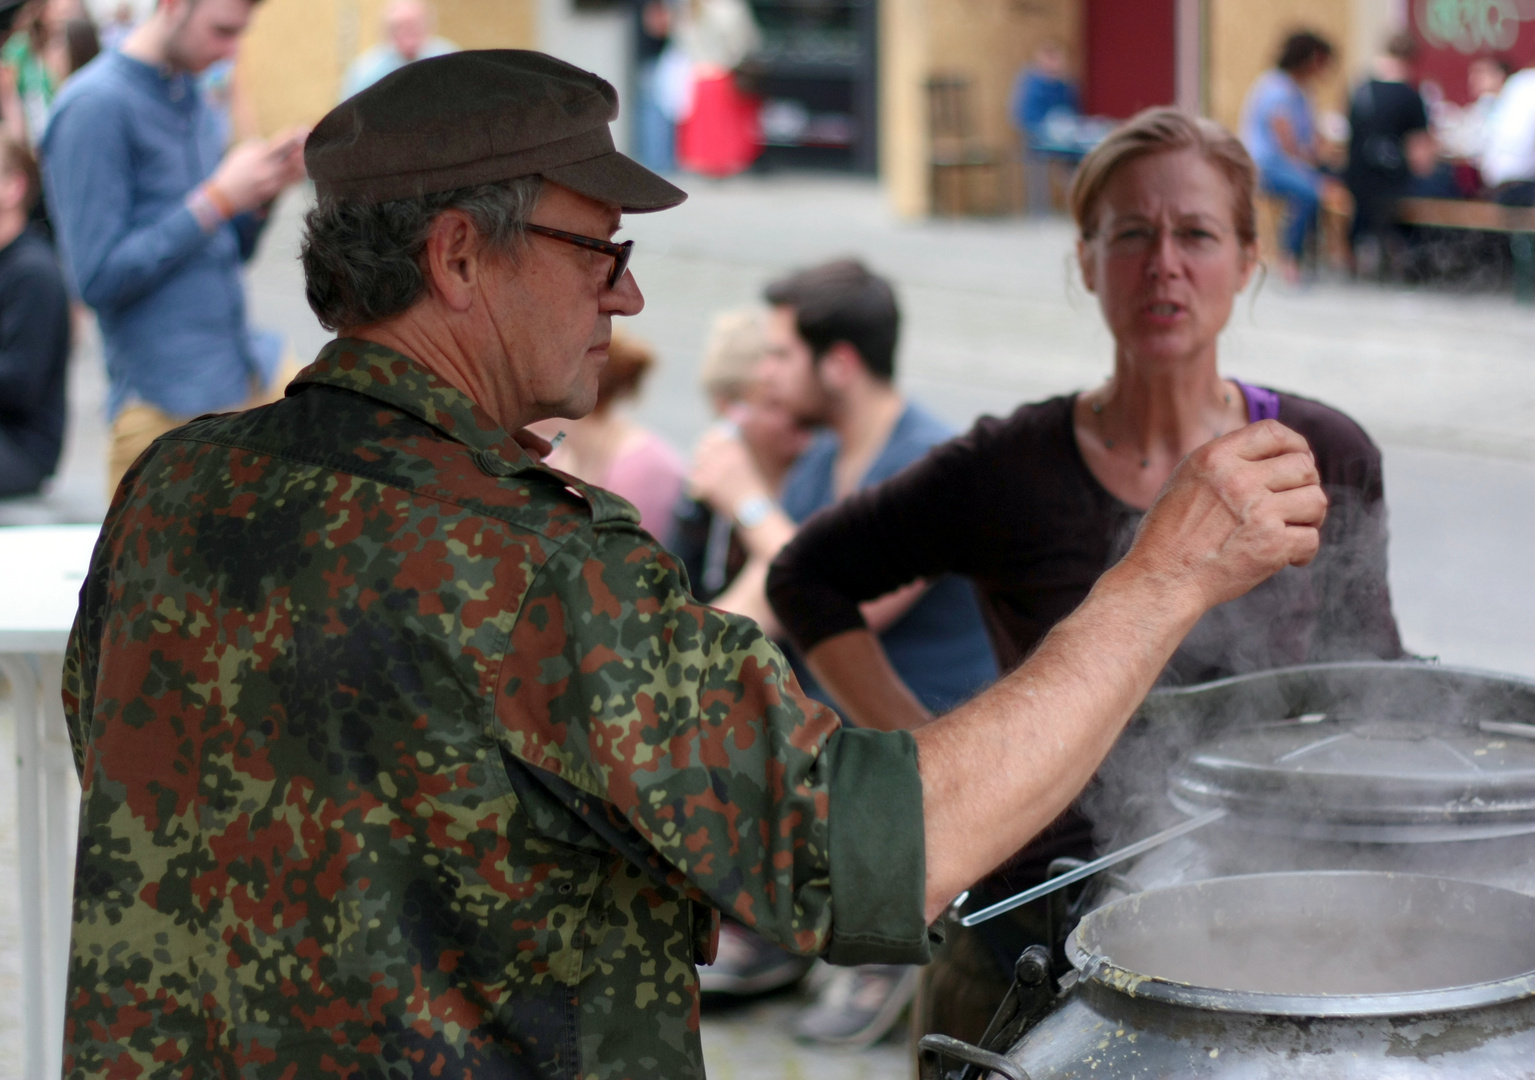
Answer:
[
  {"left": 422, "top": 209, "right": 481, "bottom": 313},
  {"left": 819, "top": 342, "right": 863, "bottom": 390}
]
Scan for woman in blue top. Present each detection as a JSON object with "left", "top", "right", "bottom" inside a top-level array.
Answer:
[{"left": 1240, "top": 30, "right": 1335, "bottom": 282}]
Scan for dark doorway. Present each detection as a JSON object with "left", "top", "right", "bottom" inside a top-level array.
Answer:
[{"left": 1083, "top": 0, "right": 1177, "bottom": 118}]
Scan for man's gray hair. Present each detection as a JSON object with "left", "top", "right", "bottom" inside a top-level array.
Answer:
[{"left": 301, "top": 176, "right": 544, "bottom": 332}]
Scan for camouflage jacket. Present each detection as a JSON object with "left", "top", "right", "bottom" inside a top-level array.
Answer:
[{"left": 62, "top": 339, "right": 932, "bottom": 1079}]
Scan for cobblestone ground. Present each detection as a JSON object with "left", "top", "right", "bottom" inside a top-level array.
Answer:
[
  {"left": 700, "top": 994, "right": 910, "bottom": 1080},
  {"left": 3, "top": 175, "right": 1534, "bottom": 1076}
]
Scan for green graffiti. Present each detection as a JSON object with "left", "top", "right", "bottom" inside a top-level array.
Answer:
[{"left": 1418, "top": 0, "right": 1526, "bottom": 53}]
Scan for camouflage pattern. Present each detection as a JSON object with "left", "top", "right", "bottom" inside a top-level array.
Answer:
[{"left": 61, "top": 339, "right": 931, "bottom": 1079}]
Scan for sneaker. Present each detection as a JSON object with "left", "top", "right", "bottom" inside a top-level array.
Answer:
[
  {"left": 698, "top": 921, "right": 814, "bottom": 998},
  {"left": 790, "top": 963, "right": 920, "bottom": 1047}
]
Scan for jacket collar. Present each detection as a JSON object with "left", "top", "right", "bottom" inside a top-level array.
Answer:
[{"left": 292, "top": 338, "right": 540, "bottom": 475}]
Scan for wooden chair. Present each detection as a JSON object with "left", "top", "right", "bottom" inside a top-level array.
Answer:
[
  {"left": 1256, "top": 186, "right": 1354, "bottom": 276},
  {"left": 926, "top": 76, "right": 1004, "bottom": 216}
]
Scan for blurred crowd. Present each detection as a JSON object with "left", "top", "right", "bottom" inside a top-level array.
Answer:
[
  {"left": 0, "top": 0, "right": 467, "bottom": 506},
  {"left": 1008, "top": 30, "right": 1535, "bottom": 285},
  {"left": 1237, "top": 28, "right": 1535, "bottom": 282}
]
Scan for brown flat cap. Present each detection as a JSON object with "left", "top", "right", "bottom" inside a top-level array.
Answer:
[{"left": 307, "top": 49, "right": 686, "bottom": 211}]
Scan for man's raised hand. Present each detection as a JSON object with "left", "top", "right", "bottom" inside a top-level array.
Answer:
[{"left": 1124, "top": 420, "right": 1327, "bottom": 614}]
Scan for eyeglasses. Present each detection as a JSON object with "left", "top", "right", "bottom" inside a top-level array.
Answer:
[{"left": 524, "top": 223, "right": 634, "bottom": 289}]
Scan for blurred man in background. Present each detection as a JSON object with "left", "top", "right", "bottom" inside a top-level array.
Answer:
[
  {"left": 97, "top": 1, "right": 137, "bottom": 52},
  {"left": 1345, "top": 32, "right": 1436, "bottom": 273},
  {"left": 340, "top": 0, "right": 456, "bottom": 99},
  {"left": 0, "top": 135, "right": 69, "bottom": 498},
  {"left": 41, "top": 0, "right": 307, "bottom": 494},
  {"left": 689, "top": 260, "right": 999, "bottom": 1046}
]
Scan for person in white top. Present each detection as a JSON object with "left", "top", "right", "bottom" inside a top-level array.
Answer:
[{"left": 1480, "top": 62, "right": 1535, "bottom": 204}]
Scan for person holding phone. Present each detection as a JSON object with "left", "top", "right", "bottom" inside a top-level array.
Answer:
[{"left": 40, "top": 0, "right": 309, "bottom": 494}]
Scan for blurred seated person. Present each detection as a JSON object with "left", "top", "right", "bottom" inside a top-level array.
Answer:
[
  {"left": 1240, "top": 30, "right": 1335, "bottom": 283},
  {"left": 1435, "top": 55, "right": 1512, "bottom": 163},
  {"left": 1345, "top": 33, "right": 1439, "bottom": 268},
  {"left": 529, "top": 330, "right": 687, "bottom": 547},
  {"left": 766, "top": 109, "right": 1405, "bottom": 1049},
  {"left": 1482, "top": 55, "right": 1535, "bottom": 206},
  {"left": 672, "top": 307, "right": 811, "bottom": 603},
  {"left": 340, "top": 0, "right": 457, "bottom": 100},
  {"left": 1011, "top": 41, "right": 1081, "bottom": 159},
  {"left": 0, "top": 137, "right": 69, "bottom": 498}
]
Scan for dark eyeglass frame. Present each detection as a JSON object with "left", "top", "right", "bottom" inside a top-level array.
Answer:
[{"left": 524, "top": 224, "right": 633, "bottom": 288}]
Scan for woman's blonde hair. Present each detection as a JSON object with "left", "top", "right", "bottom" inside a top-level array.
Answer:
[
  {"left": 699, "top": 307, "right": 765, "bottom": 404},
  {"left": 1069, "top": 108, "right": 1258, "bottom": 248}
]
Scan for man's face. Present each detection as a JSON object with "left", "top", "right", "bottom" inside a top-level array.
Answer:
[
  {"left": 165, "top": 0, "right": 254, "bottom": 74},
  {"left": 758, "top": 306, "right": 831, "bottom": 426},
  {"left": 477, "top": 183, "right": 643, "bottom": 427},
  {"left": 386, "top": 1, "right": 430, "bottom": 61}
]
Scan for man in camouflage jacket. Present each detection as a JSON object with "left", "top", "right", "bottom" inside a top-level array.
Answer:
[{"left": 61, "top": 51, "right": 1329, "bottom": 1079}]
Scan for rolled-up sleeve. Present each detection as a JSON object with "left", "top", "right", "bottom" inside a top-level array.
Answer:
[
  {"left": 496, "top": 520, "right": 931, "bottom": 963},
  {"left": 823, "top": 726, "right": 930, "bottom": 964}
]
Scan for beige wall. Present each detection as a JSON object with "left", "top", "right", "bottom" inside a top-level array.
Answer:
[
  {"left": 238, "top": 0, "right": 537, "bottom": 136},
  {"left": 1206, "top": 0, "right": 1356, "bottom": 133},
  {"left": 883, "top": 0, "right": 1079, "bottom": 217}
]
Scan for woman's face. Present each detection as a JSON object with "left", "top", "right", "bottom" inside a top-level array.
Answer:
[
  {"left": 735, "top": 390, "right": 812, "bottom": 475},
  {"left": 1078, "top": 149, "right": 1256, "bottom": 372}
]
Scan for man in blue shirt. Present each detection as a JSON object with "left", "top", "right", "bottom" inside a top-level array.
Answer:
[
  {"left": 687, "top": 259, "right": 998, "bottom": 1045},
  {"left": 1011, "top": 41, "right": 1080, "bottom": 156},
  {"left": 41, "top": 0, "right": 307, "bottom": 493}
]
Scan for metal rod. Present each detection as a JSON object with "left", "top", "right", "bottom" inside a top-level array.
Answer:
[
  {"left": 960, "top": 808, "right": 1228, "bottom": 927},
  {"left": 1480, "top": 720, "right": 1535, "bottom": 741}
]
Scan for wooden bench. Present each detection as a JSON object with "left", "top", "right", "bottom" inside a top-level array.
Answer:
[{"left": 1396, "top": 197, "right": 1535, "bottom": 303}]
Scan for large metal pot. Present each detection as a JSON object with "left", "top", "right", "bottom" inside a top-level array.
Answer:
[
  {"left": 1089, "top": 662, "right": 1535, "bottom": 899},
  {"left": 923, "top": 871, "right": 1535, "bottom": 1079}
]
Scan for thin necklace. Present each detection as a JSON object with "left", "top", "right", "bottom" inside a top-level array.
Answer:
[{"left": 1092, "top": 390, "right": 1233, "bottom": 468}]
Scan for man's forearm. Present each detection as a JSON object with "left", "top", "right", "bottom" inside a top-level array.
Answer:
[{"left": 914, "top": 561, "right": 1203, "bottom": 920}]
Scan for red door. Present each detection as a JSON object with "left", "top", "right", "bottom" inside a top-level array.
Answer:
[{"left": 1083, "top": 0, "right": 1177, "bottom": 118}]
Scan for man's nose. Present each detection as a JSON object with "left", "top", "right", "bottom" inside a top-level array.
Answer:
[{"left": 605, "top": 269, "right": 644, "bottom": 316}]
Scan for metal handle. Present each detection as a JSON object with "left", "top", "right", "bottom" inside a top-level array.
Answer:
[
  {"left": 961, "top": 809, "right": 1227, "bottom": 927},
  {"left": 918, "top": 1034, "right": 1034, "bottom": 1080}
]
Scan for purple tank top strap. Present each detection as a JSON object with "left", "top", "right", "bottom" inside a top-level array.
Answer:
[{"left": 1234, "top": 380, "right": 1281, "bottom": 424}]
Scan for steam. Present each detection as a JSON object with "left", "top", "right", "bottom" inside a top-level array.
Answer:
[{"left": 1074, "top": 580, "right": 1535, "bottom": 908}]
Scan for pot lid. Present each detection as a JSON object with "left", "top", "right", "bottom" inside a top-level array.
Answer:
[{"left": 1167, "top": 716, "right": 1535, "bottom": 842}]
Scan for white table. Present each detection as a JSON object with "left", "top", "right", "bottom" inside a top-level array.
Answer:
[{"left": 0, "top": 524, "right": 100, "bottom": 1080}]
